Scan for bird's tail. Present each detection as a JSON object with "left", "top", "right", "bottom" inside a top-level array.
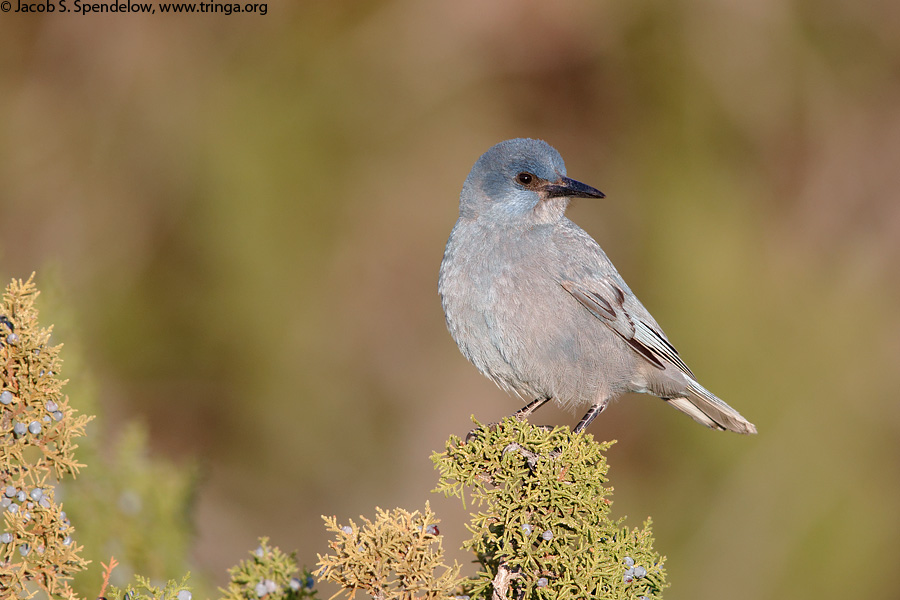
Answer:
[{"left": 664, "top": 382, "right": 757, "bottom": 434}]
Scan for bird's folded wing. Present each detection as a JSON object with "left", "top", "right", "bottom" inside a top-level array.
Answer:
[{"left": 560, "top": 279, "right": 695, "bottom": 378}]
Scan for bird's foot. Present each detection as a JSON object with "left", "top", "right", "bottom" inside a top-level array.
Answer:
[{"left": 502, "top": 442, "right": 541, "bottom": 470}]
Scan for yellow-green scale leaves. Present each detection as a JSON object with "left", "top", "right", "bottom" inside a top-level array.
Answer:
[{"left": 432, "top": 419, "right": 668, "bottom": 600}]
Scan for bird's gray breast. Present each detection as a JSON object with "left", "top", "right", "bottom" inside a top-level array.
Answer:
[{"left": 440, "top": 220, "right": 627, "bottom": 406}]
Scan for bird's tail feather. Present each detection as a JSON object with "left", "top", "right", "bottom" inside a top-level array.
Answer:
[{"left": 665, "top": 383, "right": 757, "bottom": 434}]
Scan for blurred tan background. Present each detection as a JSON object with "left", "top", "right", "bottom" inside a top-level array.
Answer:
[{"left": 2, "top": 1, "right": 899, "bottom": 599}]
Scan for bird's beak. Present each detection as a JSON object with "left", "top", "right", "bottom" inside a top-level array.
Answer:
[{"left": 542, "top": 176, "right": 605, "bottom": 199}]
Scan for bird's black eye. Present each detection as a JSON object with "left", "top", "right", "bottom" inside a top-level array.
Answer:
[{"left": 516, "top": 172, "right": 534, "bottom": 186}]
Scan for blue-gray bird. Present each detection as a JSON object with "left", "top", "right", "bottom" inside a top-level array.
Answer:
[{"left": 439, "top": 138, "right": 757, "bottom": 434}]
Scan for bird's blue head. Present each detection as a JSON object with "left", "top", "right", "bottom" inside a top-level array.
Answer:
[{"left": 458, "top": 138, "right": 604, "bottom": 225}]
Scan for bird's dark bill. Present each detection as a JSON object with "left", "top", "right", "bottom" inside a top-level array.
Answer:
[{"left": 543, "top": 177, "right": 605, "bottom": 199}]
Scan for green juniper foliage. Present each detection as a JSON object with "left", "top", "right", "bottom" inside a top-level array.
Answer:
[
  {"left": 106, "top": 538, "right": 317, "bottom": 600},
  {"left": 432, "top": 419, "right": 667, "bottom": 600},
  {"left": 317, "top": 504, "right": 462, "bottom": 600},
  {"left": 108, "top": 573, "right": 195, "bottom": 600},
  {"left": 219, "top": 537, "right": 317, "bottom": 600}
]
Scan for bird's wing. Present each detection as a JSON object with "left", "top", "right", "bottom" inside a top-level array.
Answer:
[{"left": 560, "top": 278, "right": 695, "bottom": 378}]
